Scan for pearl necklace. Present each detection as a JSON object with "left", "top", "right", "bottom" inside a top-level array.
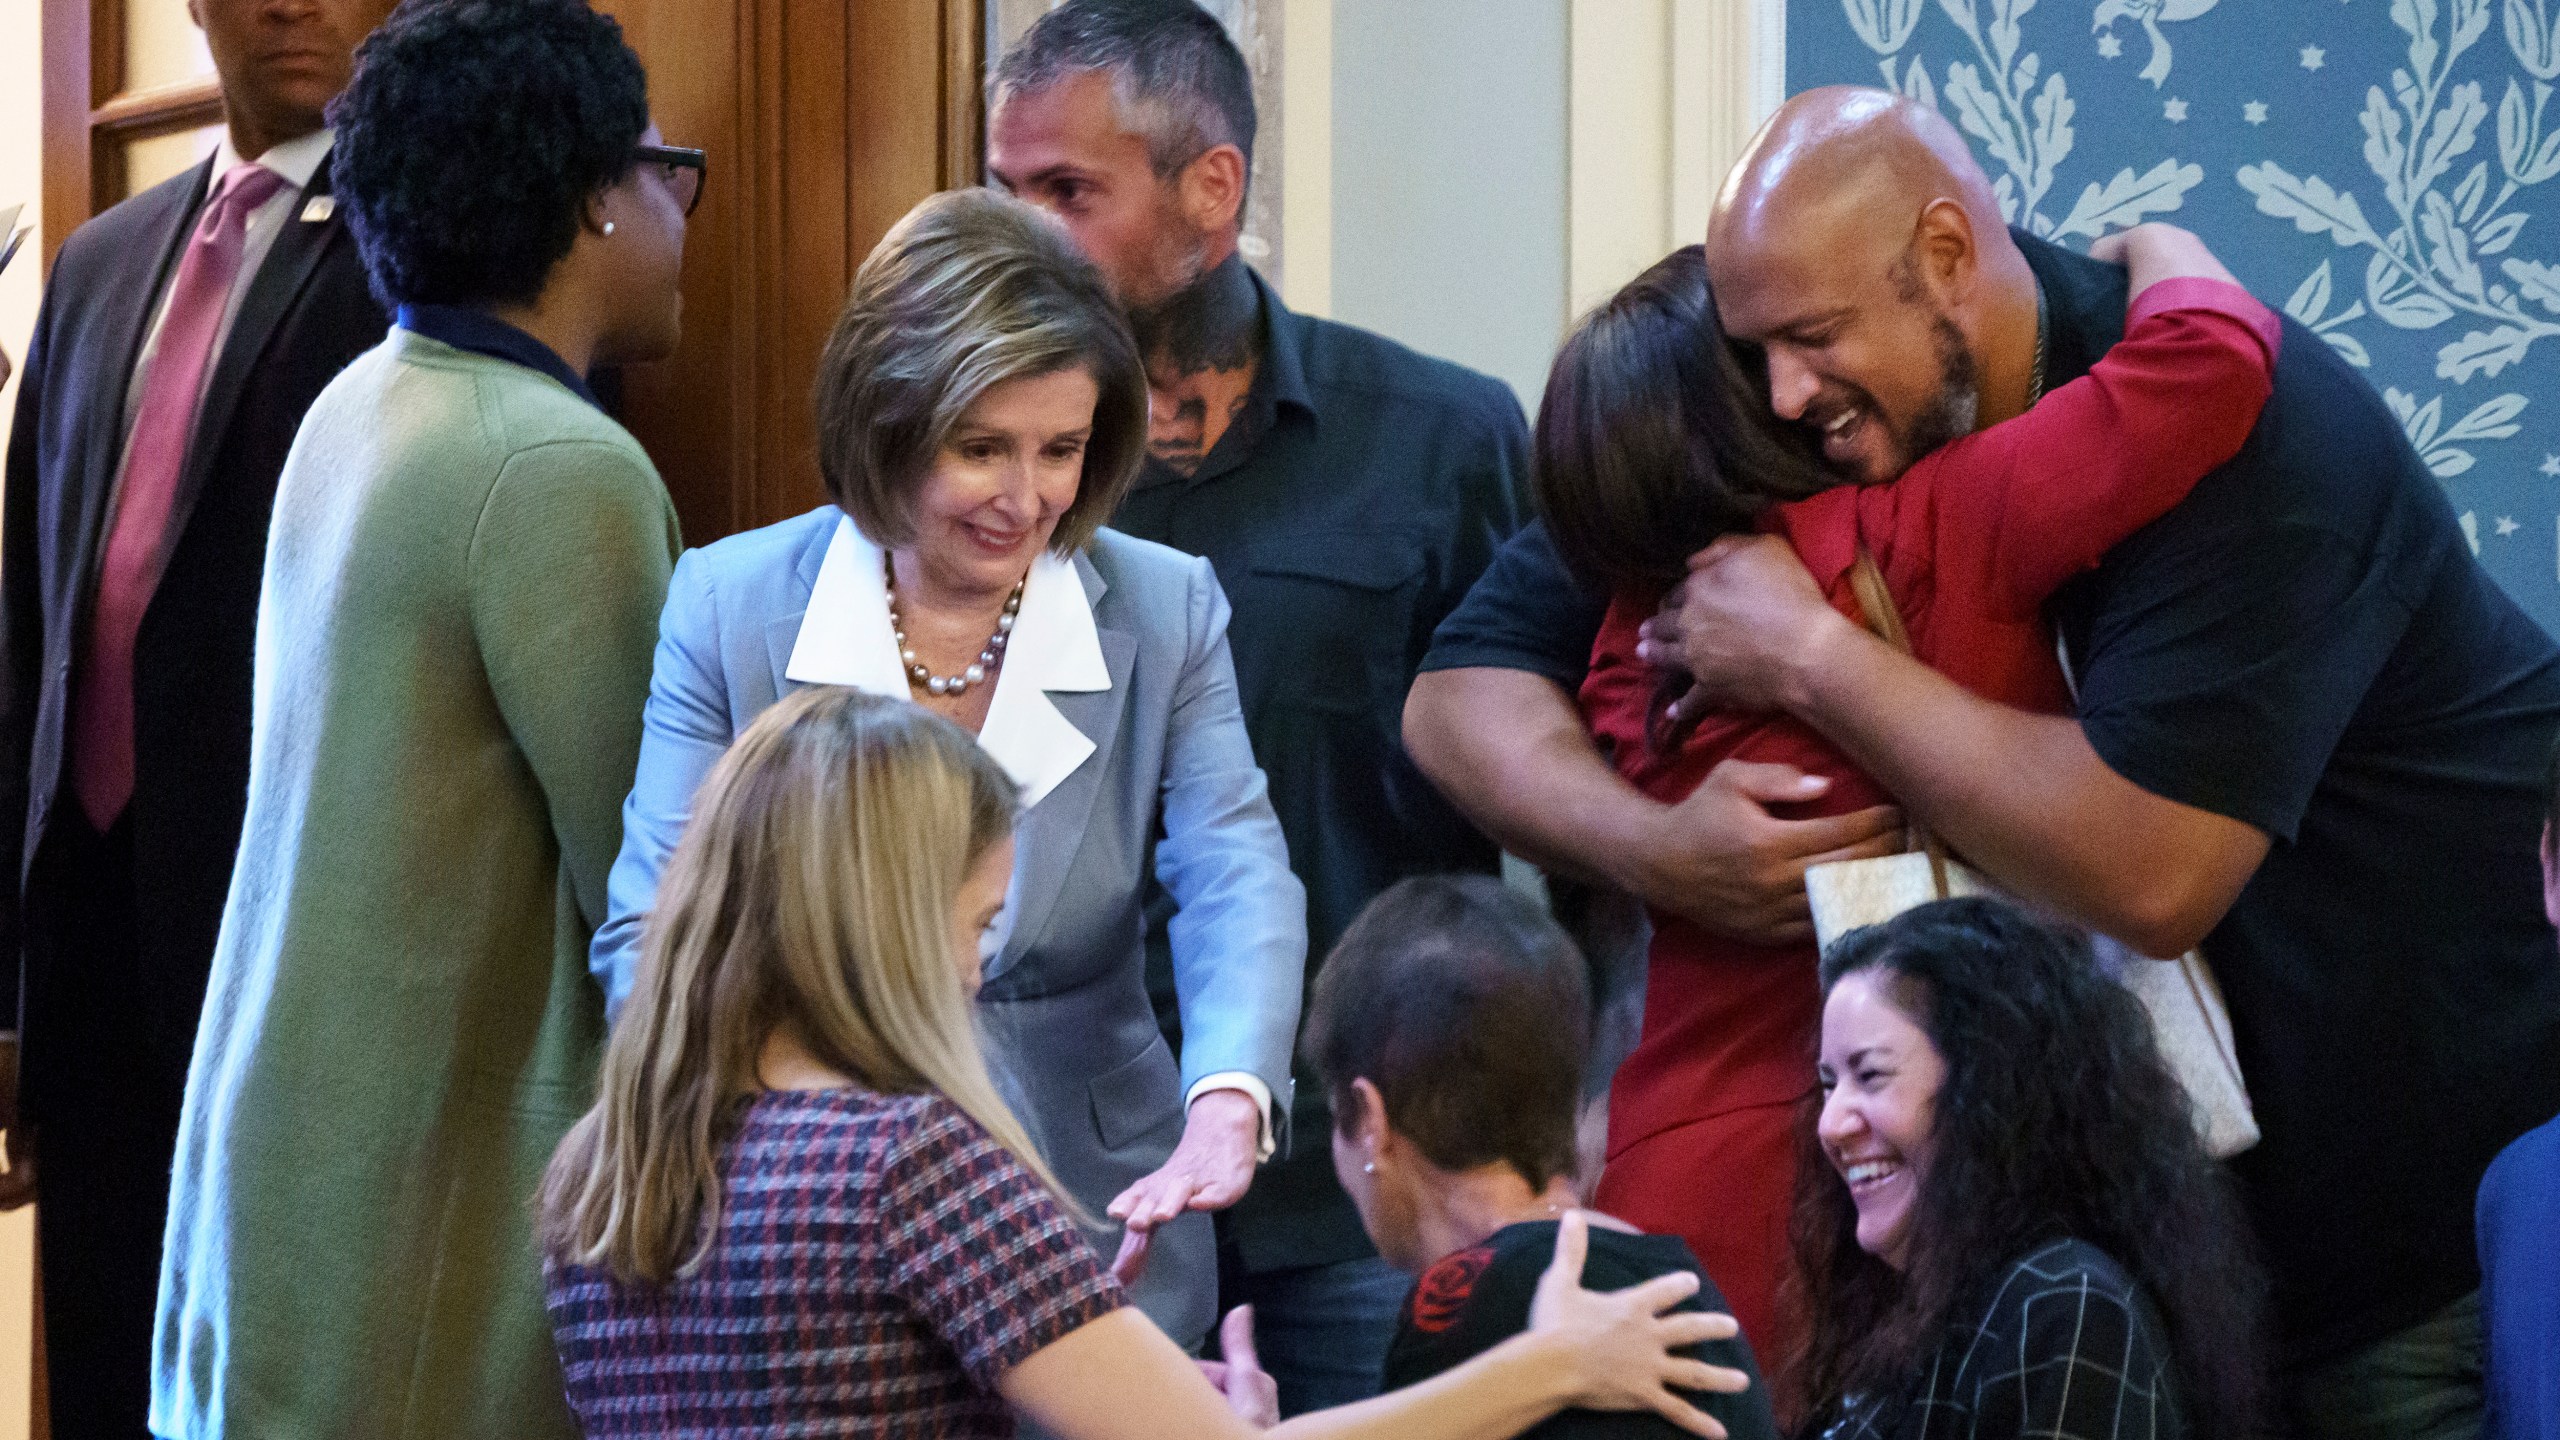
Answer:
[{"left": 885, "top": 553, "right": 1023, "bottom": 698}]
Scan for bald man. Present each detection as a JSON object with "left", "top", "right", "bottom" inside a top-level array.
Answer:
[{"left": 1407, "top": 87, "right": 2560, "bottom": 1440}]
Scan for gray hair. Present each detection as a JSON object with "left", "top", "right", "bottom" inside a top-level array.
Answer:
[
  {"left": 992, "top": 0, "right": 1257, "bottom": 188},
  {"left": 812, "top": 187, "right": 1148, "bottom": 554}
]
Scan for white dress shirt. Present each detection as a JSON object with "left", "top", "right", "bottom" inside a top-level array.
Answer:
[
  {"left": 783, "top": 515, "right": 1277, "bottom": 1155},
  {"left": 116, "top": 128, "right": 337, "bottom": 455}
]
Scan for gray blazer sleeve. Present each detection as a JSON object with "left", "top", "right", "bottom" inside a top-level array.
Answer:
[
  {"left": 591, "top": 549, "right": 736, "bottom": 1020},
  {"left": 1153, "top": 555, "right": 1308, "bottom": 1139}
]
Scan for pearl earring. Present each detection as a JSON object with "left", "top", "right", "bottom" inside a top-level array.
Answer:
[
  {"left": 602, "top": 221, "right": 616, "bottom": 236},
  {"left": 1362, "top": 1161, "right": 1375, "bottom": 1174}
]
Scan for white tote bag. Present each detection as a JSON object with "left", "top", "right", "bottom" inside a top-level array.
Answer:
[{"left": 1802, "top": 552, "right": 2260, "bottom": 1159}]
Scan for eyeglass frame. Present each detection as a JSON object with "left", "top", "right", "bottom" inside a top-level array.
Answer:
[{"left": 633, "top": 144, "right": 707, "bottom": 217}]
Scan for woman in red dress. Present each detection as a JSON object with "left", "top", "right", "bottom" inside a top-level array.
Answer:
[{"left": 1533, "top": 224, "right": 2281, "bottom": 1396}]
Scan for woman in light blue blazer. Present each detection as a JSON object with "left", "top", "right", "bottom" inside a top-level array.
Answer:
[{"left": 591, "top": 188, "right": 1306, "bottom": 1350}]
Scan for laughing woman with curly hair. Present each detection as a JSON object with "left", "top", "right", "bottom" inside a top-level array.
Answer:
[{"left": 1796, "top": 899, "right": 2267, "bottom": 1440}]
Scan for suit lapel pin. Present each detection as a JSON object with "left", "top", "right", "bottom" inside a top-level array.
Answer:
[{"left": 300, "top": 195, "right": 336, "bottom": 224}]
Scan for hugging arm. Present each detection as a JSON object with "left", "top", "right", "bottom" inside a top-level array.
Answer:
[
  {"left": 1937, "top": 224, "right": 2283, "bottom": 615},
  {"left": 1404, "top": 522, "right": 1900, "bottom": 946},
  {"left": 1005, "top": 1212, "right": 1751, "bottom": 1440}
]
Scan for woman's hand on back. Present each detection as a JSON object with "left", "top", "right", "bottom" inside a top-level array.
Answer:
[
  {"left": 2088, "top": 222, "right": 2237, "bottom": 296},
  {"left": 1525, "top": 1211, "right": 1752, "bottom": 1438}
]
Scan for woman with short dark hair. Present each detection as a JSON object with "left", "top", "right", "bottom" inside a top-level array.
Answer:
[
  {"left": 1799, "top": 899, "right": 2265, "bottom": 1440},
  {"left": 151, "top": 2, "right": 695, "bottom": 1435},
  {"left": 591, "top": 185, "right": 1305, "bottom": 1350},
  {"left": 1305, "top": 874, "right": 1780, "bottom": 1440}
]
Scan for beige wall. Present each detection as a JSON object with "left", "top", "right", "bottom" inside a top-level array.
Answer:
[{"left": 0, "top": 0, "right": 41, "bottom": 1420}]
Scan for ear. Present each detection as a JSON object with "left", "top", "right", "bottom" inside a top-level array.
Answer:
[
  {"left": 579, "top": 183, "right": 621, "bottom": 240},
  {"left": 1346, "top": 1076, "right": 1391, "bottom": 1159},
  {"left": 1910, "top": 196, "right": 1980, "bottom": 306},
  {"left": 1178, "top": 142, "right": 1249, "bottom": 235}
]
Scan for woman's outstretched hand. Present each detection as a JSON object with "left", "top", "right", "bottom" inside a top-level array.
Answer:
[{"left": 1526, "top": 1210, "right": 1752, "bottom": 1439}]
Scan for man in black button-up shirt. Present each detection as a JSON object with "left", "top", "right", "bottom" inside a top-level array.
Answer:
[{"left": 991, "top": 0, "right": 1529, "bottom": 1413}]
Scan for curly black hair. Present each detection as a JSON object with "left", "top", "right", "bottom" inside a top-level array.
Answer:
[
  {"left": 329, "top": 0, "right": 649, "bottom": 309},
  {"left": 1791, "top": 898, "right": 2267, "bottom": 1440}
]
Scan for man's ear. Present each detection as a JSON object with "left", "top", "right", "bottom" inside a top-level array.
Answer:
[
  {"left": 1911, "top": 196, "right": 1980, "bottom": 305},
  {"left": 1179, "top": 142, "right": 1249, "bottom": 236}
]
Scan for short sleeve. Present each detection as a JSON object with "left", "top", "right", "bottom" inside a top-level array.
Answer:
[
  {"left": 1420, "top": 518, "right": 1610, "bottom": 687},
  {"left": 2071, "top": 515, "right": 2415, "bottom": 841},
  {"left": 879, "top": 1099, "right": 1124, "bottom": 1387},
  {"left": 1978, "top": 1270, "right": 2179, "bottom": 1440}
]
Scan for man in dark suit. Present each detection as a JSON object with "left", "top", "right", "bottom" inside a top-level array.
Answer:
[{"left": 0, "top": 1, "right": 394, "bottom": 1432}]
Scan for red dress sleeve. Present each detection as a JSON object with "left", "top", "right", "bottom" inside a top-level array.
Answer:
[{"left": 1889, "top": 276, "right": 2283, "bottom": 621}]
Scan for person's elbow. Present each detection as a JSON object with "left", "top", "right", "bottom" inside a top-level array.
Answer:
[
  {"left": 2088, "top": 829, "right": 2264, "bottom": 958},
  {"left": 1401, "top": 668, "right": 1468, "bottom": 786}
]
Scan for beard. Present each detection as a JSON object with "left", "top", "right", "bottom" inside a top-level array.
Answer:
[{"left": 1818, "top": 310, "right": 1982, "bottom": 484}]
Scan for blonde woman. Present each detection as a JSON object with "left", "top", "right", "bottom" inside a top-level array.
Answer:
[
  {"left": 541, "top": 686, "right": 1749, "bottom": 1438},
  {"left": 591, "top": 186, "right": 1303, "bottom": 1347}
]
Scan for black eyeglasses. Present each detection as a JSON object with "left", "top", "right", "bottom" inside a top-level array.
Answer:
[{"left": 634, "top": 144, "right": 707, "bottom": 217}]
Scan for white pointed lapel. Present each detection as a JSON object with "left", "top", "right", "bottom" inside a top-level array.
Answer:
[{"left": 781, "top": 515, "right": 1111, "bottom": 810}]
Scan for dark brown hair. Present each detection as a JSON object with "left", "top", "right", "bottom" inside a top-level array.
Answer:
[
  {"left": 1792, "top": 899, "right": 2266, "bottom": 1440},
  {"left": 1532, "top": 245, "right": 1835, "bottom": 593},
  {"left": 1305, "top": 875, "right": 1591, "bottom": 1189}
]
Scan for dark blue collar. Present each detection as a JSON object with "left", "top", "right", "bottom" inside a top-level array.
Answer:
[{"left": 395, "top": 303, "right": 603, "bottom": 411}]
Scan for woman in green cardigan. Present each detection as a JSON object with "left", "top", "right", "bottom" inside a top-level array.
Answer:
[{"left": 150, "top": 3, "right": 697, "bottom": 1436}]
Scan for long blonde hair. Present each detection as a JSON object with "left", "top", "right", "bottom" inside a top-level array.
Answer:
[{"left": 539, "top": 686, "right": 1057, "bottom": 1284}]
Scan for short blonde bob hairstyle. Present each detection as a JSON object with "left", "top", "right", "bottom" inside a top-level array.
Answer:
[
  {"left": 813, "top": 187, "right": 1148, "bottom": 555},
  {"left": 538, "top": 686, "right": 1058, "bottom": 1284}
]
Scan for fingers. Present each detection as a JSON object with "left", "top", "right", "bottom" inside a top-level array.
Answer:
[
  {"left": 1109, "top": 1225, "right": 1154, "bottom": 1288},
  {"left": 1776, "top": 802, "right": 1904, "bottom": 855},
  {"left": 1642, "top": 1392, "right": 1730, "bottom": 1440},
  {"left": 1219, "top": 1304, "right": 1261, "bottom": 1375},
  {"left": 1536, "top": 1208, "right": 1591, "bottom": 1294},
  {"left": 1801, "top": 827, "right": 1908, "bottom": 870},
  {"left": 1709, "top": 759, "right": 1832, "bottom": 806},
  {"left": 1616, "top": 1267, "right": 1703, "bottom": 1314},
  {"left": 1108, "top": 1171, "right": 1201, "bottom": 1230},
  {"left": 1195, "top": 1359, "right": 1230, "bottom": 1386},
  {"left": 1661, "top": 1357, "right": 1753, "bottom": 1395},
  {"left": 1188, "top": 1167, "right": 1250, "bottom": 1212}
]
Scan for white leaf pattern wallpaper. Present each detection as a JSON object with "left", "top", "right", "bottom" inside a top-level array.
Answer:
[{"left": 1795, "top": 0, "right": 2560, "bottom": 633}]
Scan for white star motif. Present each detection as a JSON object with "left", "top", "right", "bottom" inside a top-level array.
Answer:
[
  {"left": 2098, "top": 32, "right": 2125, "bottom": 58},
  {"left": 2498, "top": 516, "right": 2521, "bottom": 537},
  {"left": 2245, "top": 101, "right": 2270, "bottom": 124},
  {"left": 2165, "top": 97, "right": 2190, "bottom": 122},
  {"left": 2542, "top": 453, "right": 2560, "bottom": 477},
  {"left": 2301, "top": 45, "right": 2326, "bottom": 69}
]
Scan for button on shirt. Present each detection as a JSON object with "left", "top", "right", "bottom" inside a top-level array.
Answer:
[{"left": 1113, "top": 270, "right": 1530, "bottom": 1272}]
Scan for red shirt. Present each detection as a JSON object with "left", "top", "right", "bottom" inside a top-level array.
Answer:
[{"left": 1581, "top": 278, "right": 2283, "bottom": 1158}]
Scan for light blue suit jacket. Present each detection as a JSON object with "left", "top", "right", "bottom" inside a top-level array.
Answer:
[{"left": 592, "top": 506, "right": 1306, "bottom": 1348}]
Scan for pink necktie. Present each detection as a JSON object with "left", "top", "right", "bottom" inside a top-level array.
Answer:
[{"left": 72, "top": 162, "right": 289, "bottom": 831}]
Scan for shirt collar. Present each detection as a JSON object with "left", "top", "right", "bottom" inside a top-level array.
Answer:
[
  {"left": 394, "top": 303, "right": 605, "bottom": 411},
  {"left": 1248, "top": 267, "right": 1316, "bottom": 422},
  {"left": 212, "top": 127, "right": 334, "bottom": 191},
  {"left": 782, "top": 514, "right": 1111, "bottom": 809}
]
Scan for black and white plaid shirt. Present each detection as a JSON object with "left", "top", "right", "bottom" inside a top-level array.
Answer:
[{"left": 1823, "top": 1238, "right": 2185, "bottom": 1440}]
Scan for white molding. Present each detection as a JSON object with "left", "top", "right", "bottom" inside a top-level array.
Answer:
[{"left": 1280, "top": 0, "right": 1332, "bottom": 317}]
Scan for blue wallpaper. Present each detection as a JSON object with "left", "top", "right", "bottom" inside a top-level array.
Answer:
[{"left": 1788, "top": 0, "right": 2560, "bottom": 634}]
